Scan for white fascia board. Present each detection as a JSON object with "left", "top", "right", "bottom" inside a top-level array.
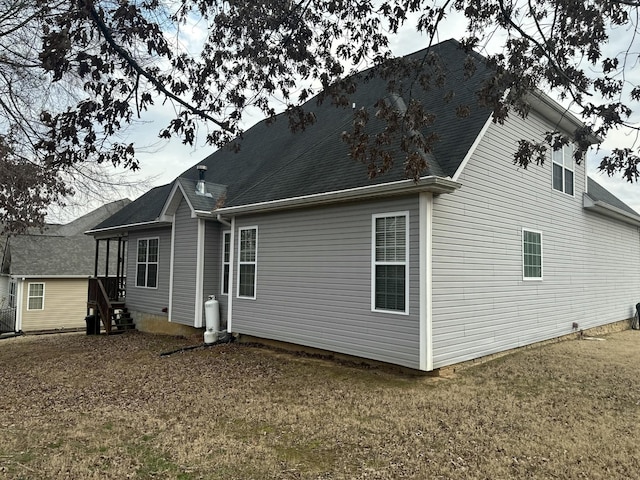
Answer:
[
  {"left": 161, "top": 181, "right": 196, "bottom": 219},
  {"left": 216, "top": 176, "right": 461, "bottom": 216},
  {"left": 583, "top": 194, "right": 640, "bottom": 226},
  {"left": 452, "top": 114, "right": 494, "bottom": 181},
  {"left": 86, "top": 220, "right": 171, "bottom": 238},
  {"left": 11, "top": 275, "right": 91, "bottom": 279},
  {"left": 526, "top": 91, "right": 601, "bottom": 144}
]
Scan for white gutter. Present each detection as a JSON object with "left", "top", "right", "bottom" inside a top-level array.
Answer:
[
  {"left": 216, "top": 176, "right": 461, "bottom": 216},
  {"left": 216, "top": 214, "right": 232, "bottom": 227},
  {"left": 86, "top": 220, "right": 170, "bottom": 237},
  {"left": 583, "top": 194, "right": 640, "bottom": 226},
  {"left": 10, "top": 275, "right": 92, "bottom": 279}
]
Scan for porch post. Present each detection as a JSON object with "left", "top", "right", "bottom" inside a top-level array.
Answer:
[
  {"left": 105, "top": 239, "right": 110, "bottom": 278},
  {"left": 94, "top": 239, "right": 100, "bottom": 277}
]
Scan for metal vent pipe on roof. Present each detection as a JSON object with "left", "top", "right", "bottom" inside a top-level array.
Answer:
[{"left": 196, "top": 165, "right": 207, "bottom": 195}]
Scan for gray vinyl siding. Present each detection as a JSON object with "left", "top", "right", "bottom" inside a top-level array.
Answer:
[
  {"left": 203, "top": 220, "right": 227, "bottom": 326},
  {"left": 431, "top": 111, "right": 640, "bottom": 368},
  {"left": 171, "top": 198, "right": 198, "bottom": 326},
  {"left": 125, "top": 227, "right": 171, "bottom": 316},
  {"left": 231, "top": 196, "right": 421, "bottom": 369}
]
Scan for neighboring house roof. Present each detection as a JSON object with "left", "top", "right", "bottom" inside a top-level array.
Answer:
[
  {"left": 5, "top": 235, "right": 95, "bottom": 277},
  {"left": 51, "top": 198, "right": 132, "bottom": 236},
  {"left": 2, "top": 201, "right": 131, "bottom": 278},
  {"left": 91, "top": 39, "right": 496, "bottom": 232}
]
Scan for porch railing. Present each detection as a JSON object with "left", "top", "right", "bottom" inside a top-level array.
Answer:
[
  {"left": 0, "top": 307, "right": 17, "bottom": 333},
  {"left": 88, "top": 277, "right": 123, "bottom": 335}
]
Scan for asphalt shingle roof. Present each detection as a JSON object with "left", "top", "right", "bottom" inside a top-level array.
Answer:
[
  {"left": 7, "top": 235, "right": 95, "bottom": 276},
  {"left": 586, "top": 178, "right": 639, "bottom": 216},
  {"left": 94, "top": 39, "right": 495, "bottom": 229}
]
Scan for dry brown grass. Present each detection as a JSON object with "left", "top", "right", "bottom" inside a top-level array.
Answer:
[{"left": 1, "top": 330, "right": 640, "bottom": 479}]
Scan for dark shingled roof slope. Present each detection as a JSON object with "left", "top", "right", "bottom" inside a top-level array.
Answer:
[
  {"left": 181, "top": 39, "right": 493, "bottom": 208},
  {"left": 94, "top": 39, "right": 495, "bottom": 229},
  {"left": 587, "top": 178, "right": 639, "bottom": 216},
  {"left": 93, "top": 183, "right": 173, "bottom": 230}
]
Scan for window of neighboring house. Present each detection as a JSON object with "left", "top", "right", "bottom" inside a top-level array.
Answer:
[
  {"left": 523, "top": 229, "right": 543, "bottom": 280},
  {"left": 237, "top": 227, "right": 257, "bottom": 299},
  {"left": 552, "top": 144, "right": 574, "bottom": 195},
  {"left": 8, "top": 281, "right": 16, "bottom": 308},
  {"left": 27, "top": 283, "right": 44, "bottom": 310},
  {"left": 221, "top": 231, "right": 230, "bottom": 295},
  {"left": 136, "top": 237, "right": 159, "bottom": 288},
  {"left": 372, "top": 212, "right": 409, "bottom": 314}
]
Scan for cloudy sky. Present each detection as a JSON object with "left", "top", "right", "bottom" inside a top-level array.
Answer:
[{"left": 53, "top": 7, "right": 640, "bottom": 222}]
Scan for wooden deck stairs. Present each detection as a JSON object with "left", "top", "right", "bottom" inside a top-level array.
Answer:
[{"left": 87, "top": 278, "right": 135, "bottom": 334}]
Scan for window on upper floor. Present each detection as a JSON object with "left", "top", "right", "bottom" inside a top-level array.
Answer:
[
  {"left": 136, "top": 238, "right": 159, "bottom": 288},
  {"left": 522, "top": 229, "right": 543, "bottom": 280},
  {"left": 237, "top": 227, "right": 257, "bottom": 299},
  {"left": 372, "top": 212, "right": 409, "bottom": 314},
  {"left": 221, "top": 231, "right": 230, "bottom": 295},
  {"left": 27, "top": 282, "right": 45, "bottom": 310},
  {"left": 552, "top": 144, "right": 574, "bottom": 196}
]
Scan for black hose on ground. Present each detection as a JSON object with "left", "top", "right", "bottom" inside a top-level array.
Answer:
[{"left": 159, "top": 334, "right": 233, "bottom": 357}]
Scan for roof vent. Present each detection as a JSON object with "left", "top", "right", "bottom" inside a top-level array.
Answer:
[{"left": 196, "top": 165, "right": 207, "bottom": 196}]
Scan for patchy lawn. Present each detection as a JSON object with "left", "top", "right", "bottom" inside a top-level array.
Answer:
[{"left": 1, "top": 330, "right": 640, "bottom": 479}]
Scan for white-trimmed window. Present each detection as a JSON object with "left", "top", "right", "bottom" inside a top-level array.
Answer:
[
  {"left": 136, "top": 237, "right": 159, "bottom": 288},
  {"left": 237, "top": 227, "right": 257, "bottom": 299},
  {"left": 27, "top": 283, "right": 44, "bottom": 310},
  {"left": 221, "top": 231, "right": 231, "bottom": 295},
  {"left": 552, "top": 144, "right": 574, "bottom": 195},
  {"left": 372, "top": 212, "right": 409, "bottom": 314},
  {"left": 523, "top": 229, "right": 543, "bottom": 280}
]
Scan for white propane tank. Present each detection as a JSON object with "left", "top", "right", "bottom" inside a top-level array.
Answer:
[{"left": 204, "top": 295, "right": 220, "bottom": 344}]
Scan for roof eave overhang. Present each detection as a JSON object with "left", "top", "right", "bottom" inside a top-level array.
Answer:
[
  {"left": 583, "top": 193, "right": 640, "bottom": 226},
  {"left": 527, "top": 91, "right": 601, "bottom": 145},
  {"left": 10, "top": 274, "right": 92, "bottom": 279},
  {"left": 216, "top": 176, "right": 461, "bottom": 216},
  {"left": 85, "top": 220, "right": 172, "bottom": 238}
]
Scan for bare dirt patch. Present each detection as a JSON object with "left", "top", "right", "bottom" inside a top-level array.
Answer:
[{"left": 1, "top": 330, "right": 640, "bottom": 479}]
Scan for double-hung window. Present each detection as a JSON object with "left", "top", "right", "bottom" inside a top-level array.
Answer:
[
  {"left": 136, "top": 238, "right": 159, "bottom": 288},
  {"left": 522, "top": 229, "right": 543, "bottom": 280},
  {"left": 552, "top": 144, "right": 574, "bottom": 195},
  {"left": 27, "top": 283, "right": 44, "bottom": 310},
  {"left": 372, "top": 212, "right": 409, "bottom": 314},
  {"left": 221, "top": 231, "right": 230, "bottom": 295},
  {"left": 237, "top": 227, "right": 257, "bottom": 299}
]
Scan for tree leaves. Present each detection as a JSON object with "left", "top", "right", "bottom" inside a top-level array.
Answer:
[{"left": 2, "top": 0, "right": 640, "bottom": 233}]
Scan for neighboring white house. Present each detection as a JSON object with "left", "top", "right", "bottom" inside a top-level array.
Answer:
[{"left": 86, "top": 40, "right": 640, "bottom": 371}]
